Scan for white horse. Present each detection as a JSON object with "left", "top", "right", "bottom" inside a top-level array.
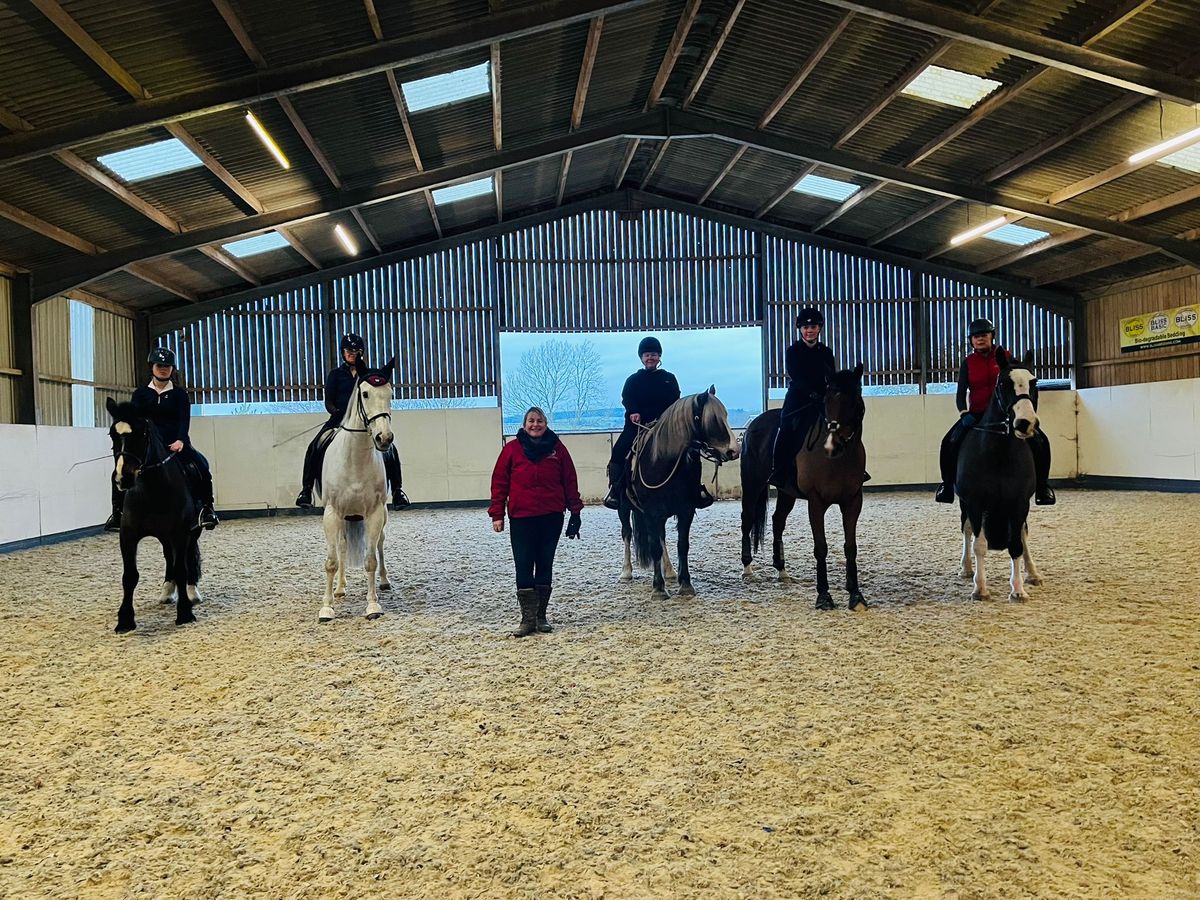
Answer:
[{"left": 317, "top": 358, "right": 395, "bottom": 622}]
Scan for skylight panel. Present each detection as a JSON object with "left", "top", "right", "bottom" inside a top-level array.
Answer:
[
  {"left": 984, "top": 223, "right": 1051, "bottom": 247},
  {"left": 792, "top": 174, "right": 860, "bottom": 202},
  {"left": 222, "top": 232, "right": 291, "bottom": 258},
  {"left": 431, "top": 176, "right": 494, "bottom": 206},
  {"left": 1157, "top": 143, "right": 1200, "bottom": 174},
  {"left": 401, "top": 62, "right": 491, "bottom": 112},
  {"left": 902, "top": 65, "right": 1002, "bottom": 109},
  {"left": 96, "top": 138, "right": 203, "bottom": 182}
]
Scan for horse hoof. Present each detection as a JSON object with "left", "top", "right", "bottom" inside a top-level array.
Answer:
[
  {"left": 114, "top": 622, "right": 136, "bottom": 634},
  {"left": 959, "top": 569, "right": 973, "bottom": 580},
  {"left": 848, "top": 593, "right": 868, "bottom": 611},
  {"left": 1008, "top": 591, "right": 1029, "bottom": 603},
  {"left": 1025, "top": 574, "right": 1042, "bottom": 586},
  {"left": 379, "top": 582, "right": 392, "bottom": 592},
  {"left": 776, "top": 571, "right": 792, "bottom": 583},
  {"left": 677, "top": 584, "right": 696, "bottom": 597},
  {"left": 318, "top": 607, "right": 335, "bottom": 623},
  {"left": 971, "top": 589, "right": 990, "bottom": 601},
  {"left": 366, "top": 611, "right": 383, "bottom": 620},
  {"left": 742, "top": 571, "right": 758, "bottom": 583},
  {"left": 650, "top": 590, "right": 669, "bottom": 601},
  {"left": 175, "top": 613, "right": 196, "bottom": 626},
  {"left": 815, "top": 594, "right": 836, "bottom": 611},
  {"left": 666, "top": 575, "right": 679, "bottom": 585},
  {"left": 334, "top": 590, "right": 346, "bottom": 599},
  {"left": 619, "top": 573, "right": 633, "bottom": 584}
]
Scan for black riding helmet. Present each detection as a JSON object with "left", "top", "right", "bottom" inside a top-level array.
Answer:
[
  {"left": 638, "top": 336, "right": 663, "bottom": 357},
  {"left": 340, "top": 333, "right": 366, "bottom": 357},
  {"left": 796, "top": 306, "right": 824, "bottom": 328},
  {"left": 147, "top": 347, "right": 176, "bottom": 368},
  {"left": 968, "top": 317, "right": 996, "bottom": 338}
]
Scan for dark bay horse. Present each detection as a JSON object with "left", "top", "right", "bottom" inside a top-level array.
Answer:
[
  {"left": 740, "top": 365, "right": 868, "bottom": 610},
  {"left": 956, "top": 349, "right": 1043, "bottom": 602},
  {"left": 619, "top": 387, "right": 740, "bottom": 600},
  {"left": 106, "top": 397, "right": 203, "bottom": 633}
]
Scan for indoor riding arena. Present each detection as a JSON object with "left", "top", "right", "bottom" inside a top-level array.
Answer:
[{"left": 1, "top": 1, "right": 1197, "bottom": 897}]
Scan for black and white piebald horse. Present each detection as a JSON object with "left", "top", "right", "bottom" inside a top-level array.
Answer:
[
  {"left": 106, "top": 397, "right": 203, "bottom": 633},
  {"left": 955, "top": 349, "right": 1044, "bottom": 602},
  {"left": 620, "top": 387, "right": 740, "bottom": 600}
]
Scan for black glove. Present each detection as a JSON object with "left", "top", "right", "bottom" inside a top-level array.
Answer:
[{"left": 565, "top": 512, "right": 581, "bottom": 539}]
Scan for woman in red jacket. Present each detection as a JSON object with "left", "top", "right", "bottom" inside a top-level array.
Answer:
[{"left": 490, "top": 407, "right": 584, "bottom": 637}]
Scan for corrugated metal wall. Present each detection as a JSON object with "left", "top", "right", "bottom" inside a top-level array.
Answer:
[
  {"left": 1079, "top": 269, "right": 1200, "bottom": 388},
  {"left": 0, "top": 276, "right": 15, "bottom": 423},
  {"left": 35, "top": 297, "right": 72, "bottom": 426},
  {"left": 160, "top": 209, "right": 1075, "bottom": 404}
]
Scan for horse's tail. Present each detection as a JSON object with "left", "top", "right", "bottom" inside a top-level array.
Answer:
[
  {"left": 342, "top": 519, "right": 367, "bottom": 568},
  {"left": 631, "top": 509, "right": 657, "bottom": 569},
  {"left": 741, "top": 415, "right": 773, "bottom": 555}
]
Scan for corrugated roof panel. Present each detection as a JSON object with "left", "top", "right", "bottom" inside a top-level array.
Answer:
[
  {"left": 501, "top": 158, "right": 560, "bottom": 218},
  {"left": 821, "top": 184, "right": 938, "bottom": 241},
  {"left": 86, "top": 269, "right": 172, "bottom": 310},
  {"left": 563, "top": 141, "right": 625, "bottom": 197},
  {"left": 0, "top": 219, "right": 87, "bottom": 271},
  {"left": 709, "top": 147, "right": 804, "bottom": 215},
  {"left": 1063, "top": 253, "right": 1178, "bottom": 292},
  {"left": 223, "top": 0, "right": 375, "bottom": 69},
  {"left": 408, "top": 94, "right": 496, "bottom": 172},
  {"left": 288, "top": 76, "right": 418, "bottom": 187},
  {"left": 1087, "top": 0, "right": 1200, "bottom": 72},
  {"left": 145, "top": 253, "right": 238, "bottom": 296},
  {"left": 987, "top": 0, "right": 1113, "bottom": 42},
  {"left": 57, "top": 0, "right": 255, "bottom": 97},
  {"left": 647, "top": 137, "right": 730, "bottom": 199},
  {"left": 581, "top": 0, "right": 680, "bottom": 124},
  {"left": 435, "top": 191, "right": 498, "bottom": 232},
  {"left": 1055, "top": 164, "right": 1200, "bottom": 222},
  {"left": 377, "top": 0, "right": 491, "bottom": 41},
  {"left": 498, "top": 22, "right": 589, "bottom": 149},
  {"left": 360, "top": 194, "right": 440, "bottom": 247}
]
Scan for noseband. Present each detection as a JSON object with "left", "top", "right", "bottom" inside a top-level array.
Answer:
[
  {"left": 973, "top": 373, "right": 1035, "bottom": 436},
  {"left": 690, "top": 396, "right": 732, "bottom": 465},
  {"left": 822, "top": 391, "right": 862, "bottom": 453},
  {"left": 115, "top": 429, "right": 175, "bottom": 478},
  {"left": 340, "top": 379, "right": 393, "bottom": 435}
]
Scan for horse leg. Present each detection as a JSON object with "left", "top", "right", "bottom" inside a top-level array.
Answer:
[
  {"left": 619, "top": 505, "right": 633, "bottom": 583},
  {"left": 959, "top": 514, "right": 974, "bottom": 579},
  {"left": 334, "top": 527, "right": 347, "bottom": 599},
  {"left": 363, "top": 505, "right": 386, "bottom": 619},
  {"left": 116, "top": 530, "right": 140, "bottom": 633},
  {"left": 809, "top": 501, "right": 835, "bottom": 610},
  {"left": 661, "top": 524, "right": 678, "bottom": 584},
  {"left": 649, "top": 518, "right": 668, "bottom": 601},
  {"left": 1021, "top": 523, "right": 1042, "bottom": 586},
  {"left": 158, "top": 542, "right": 176, "bottom": 604},
  {"left": 319, "top": 508, "right": 339, "bottom": 622},
  {"left": 842, "top": 493, "right": 867, "bottom": 610},
  {"left": 172, "top": 533, "right": 196, "bottom": 626},
  {"left": 376, "top": 519, "right": 391, "bottom": 592},
  {"left": 186, "top": 533, "right": 202, "bottom": 604},
  {"left": 1007, "top": 517, "right": 1030, "bottom": 602},
  {"left": 675, "top": 511, "right": 695, "bottom": 597},
  {"left": 772, "top": 493, "right": 797, "bottom": 582},
  {"left": 971, "top": 519, "right": 989, "bottom": 601}
]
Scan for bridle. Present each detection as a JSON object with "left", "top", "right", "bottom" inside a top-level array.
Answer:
[
  {"left": 973, "top": 369, "right": 1036, "bottom": 437},
  {"left": 822, "top": 389, "right": 863, "bottom": 455},
  {"left": 114, "top": 424, "right": 175, "bottom": 479},
  {"left": 689, "top": 394, "right": 734, "bottom": 465},
  {"left": 340, "top": 376, "right": 393, "bottom": 436}
]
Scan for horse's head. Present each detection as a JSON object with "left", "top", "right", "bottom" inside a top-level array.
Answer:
[
  {"left": 822, "top": 364, "right": 865, "bottom": 458},
  {"left": 693, "top": 386, "right": 740, "bottom": 462},
  {"left": 994, "top": 349, "right": 1039, "bottom": 439},
  {"left": 106, "top": 396, "right": 163, "bottom": 490},
  {"left": 353, "top": 357, "right": 395, "bottom": 451}
]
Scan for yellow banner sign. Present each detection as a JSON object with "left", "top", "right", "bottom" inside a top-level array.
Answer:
[{"left": 1120, "top": 304, "right": 1200, "bottom": 353}]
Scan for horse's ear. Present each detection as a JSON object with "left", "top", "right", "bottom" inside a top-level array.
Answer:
[
  {"left": 384, "top": 356, "right": 396, "bottom": 382},
  {"left": 708, "top": 384, "right": 716, "bottom": 395},
  {"left": 995, "top": 347, "right": 1009, "bottom": 368},
  {"left": 105, "top": 396, "right": 118, "bottom": 417},
  {"left": 853, "top": 362, "right": 864, "bottom": 379},
  {"left": 1022, "top": 350, "right": 1034, "bottom": 370}
]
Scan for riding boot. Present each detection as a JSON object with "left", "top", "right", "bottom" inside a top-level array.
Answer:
[
  {"left": 384, "top": 445, "right": 411, "bottom": 509},
  {"left": 769, "top": 424, "right": 804, "bottom": 498},
  {"left": 513, "top": 588, "right": 538, "bottom": 638},
  {"left": 1030, "top": 430, "right": 1056, "bottom": 506},
  {"left": 695, "top": 483, "right": 715, "bottom": 509},
  {"left": 602, "top": 461, "right": 622, "bottom": 510},
  {"left": 104, "top": 482, "right": 123, "bottom": 532},
  {"left": 296, "top": 437, "right": 318, "bottom": 507},
  {"left": 194, "top": 464, "right": 219, "bottom": 530},
  {"left": 934, "top": 428, "right": 958, "bottom": 503},
  {"left": 534, "top": 584, "right": 553, "bottom": 633},
  {"left": 295, "top": 483, "right": 314, "bottom": 508}
]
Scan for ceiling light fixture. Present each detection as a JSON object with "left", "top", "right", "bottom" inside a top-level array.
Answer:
[
  {"left": 246, "top": 110, "right": 290, "bottom": 169},
  {"left": 334, "top": 223, "right": 358, "bottom": 256},
  {"left": 1128, "top": 125, "right": 1200, "bottom": 165},
  {"left": 950, "top": 215, "right": 1009, "bottom": 246}
]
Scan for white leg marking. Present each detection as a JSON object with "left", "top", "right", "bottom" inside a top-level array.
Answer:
[
  {"left": 159, "top": 580, "right": 176, "bottom": 604},
  {"left": 972, "top": 529, "right": 989, "bottom": 600},
  {"left": 1022, "top": 523, "right": 1042, "bottom": 586},
  {"left": 620, "top": 536, "right": 633, "bottom": 583},
  {"left": 363, "top": 504, "right": 386, "bottom": 619},
  {"left": 186, "top": 584, "right": 202, "bottom": 603},
  {"left": 320, "top": 507, "right": 339, "bottom": 622},
  {"left": 960, "top": 519, "right": 974, "bottom": 579},
  {"left": 1009, "top": 553, "right": 1028, "bottom": 602}
]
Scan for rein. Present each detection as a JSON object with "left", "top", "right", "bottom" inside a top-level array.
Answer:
[
  {"left": 339, "top": 381, "right": 393, "bottom": 435},
  {"left": 632, "top": 397, "right": 728, "bottom": 492},
  {"left": 972, "top": 379, "right": 1033, "bottom": 437}
]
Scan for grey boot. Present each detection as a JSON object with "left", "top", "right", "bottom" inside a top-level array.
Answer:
[
  {"left": 535, "top": 584, "right": 553, "bottom": 633},
  {"left": 512, "top": 588, "right": 538, "bottom": 638}
]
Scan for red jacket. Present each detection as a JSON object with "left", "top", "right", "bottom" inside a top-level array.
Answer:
[
  {"left": 489, "top": 435, "right": 585, "bottom": 520},
  {"left": 957, "top": 346, "right": 1003, "bottom": 416}
]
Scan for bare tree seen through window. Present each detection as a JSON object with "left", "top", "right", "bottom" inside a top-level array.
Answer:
[{"left": 503, "top": 338, "right": 605, "bottom": 428}]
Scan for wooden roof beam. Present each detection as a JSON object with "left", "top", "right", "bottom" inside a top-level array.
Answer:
[
  {"left": 197, "top": 245, "right": 262, "bottom": 284},
  {"left": 425, "top": 192, "right": 444, "bottom": 239},
  {"left": 812, "top": 181, "right": 884, "bottom": 232},
  {"left": 491, "top": 43, "right": 502, "bottom": 150},
  {"left": 386, "top": 70, "right": 426, "bottom": 172},
  {"left": 645, "top": 0, "right": 702, "bottom": 110},
  {"left": 350, "top": 208, "right": 383, "bottom": 253},
  {"left": 681, "top": 0, "right": 746, "bottom": 110},
  {"left": 866, "top": 197, "right": 954, "bottom": 246},
  {"left": 639, "top": 139, "right": 670, "bottom": 190},
  {"left": 755, "top": 164, "right": 818, "bottom": 218},
  {"left": 697, "top": 144, "right": 747, "bottom": 204},
  {"left": 614, "top": 137, "right": 640, "bottom": 189},
  {"left": 0, "top": 198, "right": 100, "bottom": 255},
  {"left": 815, "top": 0, "right": 1200, "bottom": 104},
  {"left": 557, "top": 151, "right": 574, "bottom": 205},
  {"left": 757, "top": 12, "right": 854, "bottom": 129},
  {"left": 571, "top": 16, "right": 604, "bottom": 130},
  {"left": 125, "top": 262, "right": 199, "bottom": 303},
  {"left": 278, "top": 227, "right": 322, "bottom": 269},
  {"left": 0, "top": 0, "right": 662, "bottom": 168}
]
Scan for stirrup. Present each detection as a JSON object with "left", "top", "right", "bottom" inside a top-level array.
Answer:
[
  {"left": 391, "top": 490, "right": 410, "bottom": 509},
  {"left": 696, "top": 485, "right": 715, "bottom": 509},
  {"left": 199, "top": 505, "right": 219, "bottom": 530},
  {"left": 602, "top": 488, "right": 620, "bottom": 510},
  {"left": 295, "top": 488, "right": 313, "bottom": 508},
  {"left": 1035, "top": 486, "right": 1057, "bottom": 506},
  {"left": 103, "top": 511, "right": 121, "bottom": 532},
  {"left": 934, "top": 484, "right": 954, "bottom": 504}
]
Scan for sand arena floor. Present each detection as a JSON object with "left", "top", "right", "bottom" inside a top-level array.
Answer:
[{"left": 0, "top": 490, "right": 1196, "bottom": 898}]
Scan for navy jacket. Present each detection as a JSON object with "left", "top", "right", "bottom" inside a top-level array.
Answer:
[
  {"left": 132, "top": 384, "right": 191, "bottom": 446},
  {"left": 621, "top": 368, "right": 681, "bottom": 423},
  {"left": 324, "top": 363, "right": 360, "bottom": 422},
  {"left": 784, "top": 340, "right": 835, "bottom": 403}
]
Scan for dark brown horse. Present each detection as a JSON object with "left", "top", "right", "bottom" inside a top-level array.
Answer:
[{"left": 740, "top": 365, "right": 868, "bottom": 610}]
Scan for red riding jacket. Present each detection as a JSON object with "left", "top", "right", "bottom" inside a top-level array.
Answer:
[
  {"left": 489, "top": 435, "right": 585, "bottom": 520},
  {"left": 956, "top": 345, "right": 1004, "bottom": 416}
]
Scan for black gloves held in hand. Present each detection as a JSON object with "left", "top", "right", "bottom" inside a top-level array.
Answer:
[{"left": 565, "top": 512, "right": 581, "bottom": 539}]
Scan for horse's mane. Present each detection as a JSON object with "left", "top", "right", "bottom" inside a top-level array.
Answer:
[
  {"left": 648, "top": 394, "right": 701, "bottom": 463},
  {"left": 827, "top": 368, "right": 863, "bottom": 396}
]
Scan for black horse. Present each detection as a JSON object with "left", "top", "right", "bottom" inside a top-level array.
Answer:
[
  {"left": 740, "top": 366, "right": 869, "bottom": 610},
  {"left": 618, "top": 387, "right": 740, "bottom": 600},
  {"left": 956, "top": 349, "right": 1044, "bottom": 602},
  {"left": 106, "top": 397, "right": 203, "bottom": 633}
]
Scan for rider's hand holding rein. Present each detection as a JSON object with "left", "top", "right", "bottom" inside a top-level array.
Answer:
[{"left": 168, "top": 440, "right": 184, "bottom": 453}]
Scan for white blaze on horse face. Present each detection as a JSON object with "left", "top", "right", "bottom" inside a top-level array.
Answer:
[
  {"left": 114, "top": 422, "right": 132, "bottom": 435},
  {"left": 824, "top": 431, "right": 835, "bottom": 454},
  {"left": 1008, "top": 369, "right": 1038, "bottom": 436}
]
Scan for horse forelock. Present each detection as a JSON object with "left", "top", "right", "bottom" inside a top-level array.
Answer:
[{"left": 827, "top": 368, "right": 862, "bottom": 395}]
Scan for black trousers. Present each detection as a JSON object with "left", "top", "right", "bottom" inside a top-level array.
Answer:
[
  {"left": 110, "top": 444, "right": 213, "bottom": 510},
  {"left": 509, "top": 512, "right": 564, "bottom": 590},
  {"left": 608, "top": 420, "right": 639, "bottom": 484},
  {"left": 939, "top": 419, "right": 1052, "bottom": 490},
  {"left": 771, "top": 396, "right": 820, "bottom": 480},
  {"left": 302, "top": 424, "right": 403, "bottom": 493}
]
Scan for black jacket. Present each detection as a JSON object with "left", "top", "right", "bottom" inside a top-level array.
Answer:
[
  {"left": 131, "top": 384, "right": 191, "bottom": 446},
  {"left": 784, "top": 340, "right": 835, "bottom": 402},
  {"left": 621, "top": 368, "right": 681, "bottom": 423},
  {"left": 324, "top": 363, "right": 360, "bottom": 421}
]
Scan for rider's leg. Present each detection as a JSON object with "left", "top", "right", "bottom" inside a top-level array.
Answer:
[
  {"left": 603, "top": 425, "right": 636, "bottom": 509},
  {"left": 104, "top": 476, "right": 124, "bottom": 531},
  {"left": 383, "top": 444, "right": 410, "bottom": 509},
  {"left": 297, "top": 425, "right": 335, "bottom": 507},
  {"left": 187, "top": 448, "right": 219, "bottom": 529},
  {"left": 768, "top": 416, "right": 797, "bottom": 492},
  {"left": 935, "top": 422, "right": 960, "bottom": 503},
  {"left": 1030, "top": 429, "right": 1056, "bottom": 505}
]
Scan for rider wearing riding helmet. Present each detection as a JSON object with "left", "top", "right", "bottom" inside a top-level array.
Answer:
[
  {"left": 602, "top": 336, "right": 714, "bottom": 510},
  {"left": 769, "top": 307, "right": 836, "bottom": 494},
  {"left": 934, "top": 317, "right": 1055, "bottom": 506},
  {"left": 296, "top": 333, "right": 409, "bottom": 510},
  {"left": 104, "top": 347, "right": 219, "bottom": 531}
]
